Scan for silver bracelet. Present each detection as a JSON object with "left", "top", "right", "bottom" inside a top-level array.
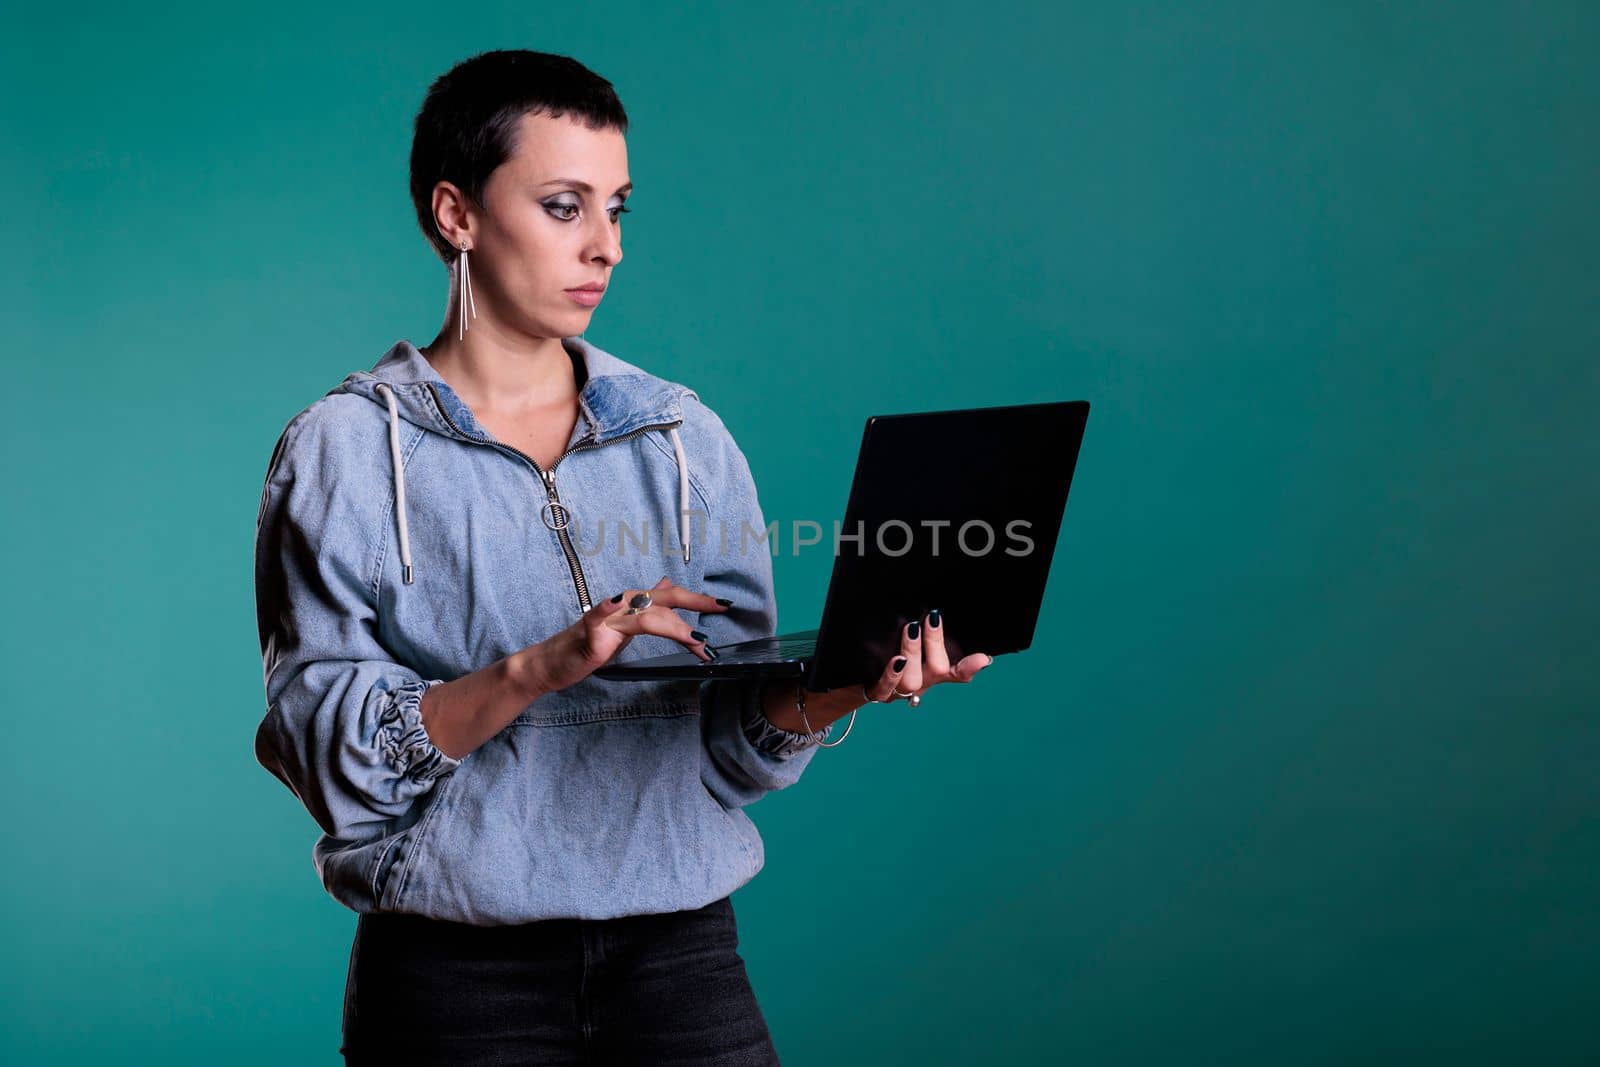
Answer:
[{"left": 796, "top": 683, "right": 856, "bottom": 748}]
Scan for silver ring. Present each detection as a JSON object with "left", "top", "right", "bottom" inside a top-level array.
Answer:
[
  {"left": 892, "top": 687, "right": 915, "bottom": 700},
  {"left": 540, "top": 501, "right": 571, "bottom": 531},
  {"left": 624, "top": 592, "right": 653, "bottom": 615},
  {"left": 860, "top": 685, "right": 882, "bottom": 704}
]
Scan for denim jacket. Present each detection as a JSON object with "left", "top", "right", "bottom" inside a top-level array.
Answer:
[{"left": 253, "top": 337, "right": 830, "bottom": 924}]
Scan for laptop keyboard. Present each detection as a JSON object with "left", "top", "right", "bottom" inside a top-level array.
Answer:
[{"left": 722, "top": 641, "right": 816, "bottom": 663}]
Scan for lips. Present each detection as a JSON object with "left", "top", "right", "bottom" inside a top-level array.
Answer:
[{"left": 566, "top": 283, "right": 606, "bottom": 292}]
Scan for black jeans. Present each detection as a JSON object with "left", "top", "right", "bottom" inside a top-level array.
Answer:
[{"left": 340, "top": 895, "right": 781, "bottom": 1066}]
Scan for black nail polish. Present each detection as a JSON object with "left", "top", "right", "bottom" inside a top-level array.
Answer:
[
  {"left": 908, "top": 621, "right": 921, "bottom": 640},
  {"left": 691, "top": 630, "right": 709, "bottom": 642},
  {"left": 928, "top": 608, "right": 941, "bottom": 629},
  {"left": 704, "top": 644, "right": 721, "bottom": 660},
  {"left": 715, "top": 597, "right": 733, "bottom": 606},
  {"left": 893, "top": 656, "right": 907, "bottom": 672},
  {"left": 610, "top": 592, "right": 624, "bottom": 603}
]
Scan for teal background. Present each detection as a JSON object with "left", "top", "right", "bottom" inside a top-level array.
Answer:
[{"left": 3, "top": 1, "right": 1595, "bottom": 1063}]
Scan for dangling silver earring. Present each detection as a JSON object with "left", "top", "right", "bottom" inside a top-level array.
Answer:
[{"left": 457, "top": 239, "right": 478, "bottom": 340}]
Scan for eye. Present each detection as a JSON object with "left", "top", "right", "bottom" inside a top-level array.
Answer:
[{"left": 543, "top": 200, "right": 632, "bottom": 223}]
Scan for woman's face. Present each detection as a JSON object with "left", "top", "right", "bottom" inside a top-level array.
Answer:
[{"left": 471, "top": 111, "right": 630, "bottom": 337}]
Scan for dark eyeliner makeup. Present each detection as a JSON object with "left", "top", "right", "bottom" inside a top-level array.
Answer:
[{"left": 542, "top": 198, "right": 631, "bottom": 223}]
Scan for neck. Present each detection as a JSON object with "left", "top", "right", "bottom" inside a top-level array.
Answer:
[{"left": 420, "top": 324, "right": 583, "bottom": 415}]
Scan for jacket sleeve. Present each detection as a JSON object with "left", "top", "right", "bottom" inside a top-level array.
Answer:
[
  {"left": 688, "top": 403, "right": 832, "bottom": 810},
  {"left": 252, "top": 409, "right": 463, "bottom": 842}
]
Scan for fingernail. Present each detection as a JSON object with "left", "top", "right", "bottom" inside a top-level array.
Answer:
[
  {"left": 691, "top": 630, "right": 709, "bottom": 642},
  {"left": 610, "top": 592, "right": 624, "bottom": 603},
  {"left": 892, "top": 656, "right": 907, "bottom": 672},
  {"left": 704, "top": 644, "right": 721, "bottom": 660},
  {"left": 928, "top": 608, "right": 941, "bottom": 629},
  {"left": 715, "top": 598, "right": 733, "bottom": 606},
  {"left": 908, "top": 621, "right": 921, "bottom": 640}
]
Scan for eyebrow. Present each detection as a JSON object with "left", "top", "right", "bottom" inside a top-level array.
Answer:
[{"left": 540, "top": 178, "right": 633, "bottom": 195}]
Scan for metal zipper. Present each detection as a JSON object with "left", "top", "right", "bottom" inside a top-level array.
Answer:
[{"left": 425, "top": 382, "right": 683, "bottom": 613}]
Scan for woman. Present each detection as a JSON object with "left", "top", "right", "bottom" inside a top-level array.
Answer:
[{"left": 253, "top": 49, "right": 992, "bottom": 1065}]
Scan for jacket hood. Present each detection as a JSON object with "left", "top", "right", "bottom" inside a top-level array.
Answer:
[
  {"left": 339, "top": 336, "right": 697, "bottom": 443},
  {"left": 337, "top": 337, "right": 702, "bottom": 586}
]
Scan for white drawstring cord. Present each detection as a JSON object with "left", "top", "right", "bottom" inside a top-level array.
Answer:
[
  {"left": 375, "top": 384, "right": 415, "bottom": 584},
  {"left": 667, "top": 426, "right": 691, "bottom": 563}
]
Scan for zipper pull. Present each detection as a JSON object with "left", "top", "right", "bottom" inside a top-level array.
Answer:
[{"left": 541, "top": 467, "right": 556, "bottom": 490}]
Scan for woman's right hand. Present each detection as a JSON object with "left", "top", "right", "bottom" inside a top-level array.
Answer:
[{"left": 516, "top": 577, "right": 731, "bottom": 697}]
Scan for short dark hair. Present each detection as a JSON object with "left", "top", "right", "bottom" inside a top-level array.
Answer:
[{"left": 409, "top": 49, "right": 630, "bottom": 264}]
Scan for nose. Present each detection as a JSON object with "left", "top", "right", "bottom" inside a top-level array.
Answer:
[{"left": 585, "top": 210, "right": 622, "bottom": 268}]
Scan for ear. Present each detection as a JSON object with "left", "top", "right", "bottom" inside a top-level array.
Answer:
[{"left": 431, "top": 180, "right": 476, "bottom": 251}]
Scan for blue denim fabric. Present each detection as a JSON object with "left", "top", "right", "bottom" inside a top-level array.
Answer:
[{"left": 254, "top": 338, "right": 829, "bottom": 924}]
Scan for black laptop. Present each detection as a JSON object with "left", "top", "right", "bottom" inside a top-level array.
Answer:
[{"left": 594, "top": 399, "right": 1090, "bottom": 691}]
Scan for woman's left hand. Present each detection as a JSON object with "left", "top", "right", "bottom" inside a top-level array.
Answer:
[
  {"left": 757, "top": 607, "right": 993, "bottom": 733},
  {"left": 860, "top": 608, "right": 993, "bottom": 706}
]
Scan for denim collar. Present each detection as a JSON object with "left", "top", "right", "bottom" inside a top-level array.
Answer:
[{"left": 338, "top": 337, "right": 695, "bottom": 445}]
